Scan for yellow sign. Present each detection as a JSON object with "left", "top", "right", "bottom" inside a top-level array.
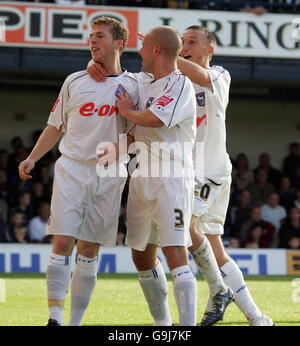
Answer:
[{"left": 287, "top": 251, "right": 300, "bottom": 275}]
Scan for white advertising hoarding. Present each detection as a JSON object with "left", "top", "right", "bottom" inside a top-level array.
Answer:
[
  {"left": 0, "top": 244, "right": 287, "bottom": 275},
  {"left": 0, "top": 2, "right": 299, "bottom": 58}
]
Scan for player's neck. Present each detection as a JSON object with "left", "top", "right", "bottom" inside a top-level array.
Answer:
[
  {"left": 152, "top": 62, "right": 177, "bottom": 81},
  {"left": 103, "top": 60, "right": 123, "bottom": 76}
]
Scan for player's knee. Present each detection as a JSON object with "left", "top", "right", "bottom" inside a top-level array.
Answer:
[
  {"left": 77, "top": 241, "right": 100, "bottom": 258},
  {"left": 132, "top": 250, "right": 156, "bottom": 271},
  {"left": 52, "top": 235, "right": 75, "bottom": 256},
  {"left": 162, "top": 246, "right": 188, "bottom": 270}
]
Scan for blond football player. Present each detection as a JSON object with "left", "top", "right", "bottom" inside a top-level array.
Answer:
[{"left": 19, "top": 17, "right": 139, "bottom": 326}]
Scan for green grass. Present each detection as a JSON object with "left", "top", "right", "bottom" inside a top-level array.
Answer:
[{"left": 0, "top": 274, "right": 299, "bottom": 326}]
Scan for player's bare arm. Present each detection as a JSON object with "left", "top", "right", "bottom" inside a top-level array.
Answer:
[
  {"left": 19, "top": 125, "right": 62, "bottom": 180},
  {"left": 117, "top": 93, "right": 163, "bottom": 127},
  {"left": 87, "top": 59, "right": 107, "bottom": 82},
  {"left": 177, "top": 56, "right": 212, "bottom": 90}
]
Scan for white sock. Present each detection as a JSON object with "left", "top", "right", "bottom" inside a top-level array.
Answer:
[
  {"left": 171, "top": 265, "right": 197, "bottom": 326},
  {"left": 49, "top": 306, "right": 63, "bottom": 326},
  {"left": 220, "top": 259, "right": 262, "bottom": 320},
  {"left": 138, "top": 260, "right": 172, "bottom": 326},
  {"left": 191, "top": 236, "right": 226, "bottom": 296},
  {"left": 68, "top": 254, "right": 99, "bottom": 326},
  {"left": 46, "top": 253, "right": 72, "bottom": 325}
]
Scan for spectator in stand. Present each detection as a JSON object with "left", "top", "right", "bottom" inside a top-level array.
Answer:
[
  {"left": 239, "top": 205, "right": 275, "bottom": 248},
  {"left": 278, "top": 176, "right": 295, "bottom": 212},
  {"left": 243, "top": 223, "right": 270, "bottom": 248},
  {"left": 230, "top": 189, "right": 252, "bottom": 238},
  {"left": 227, "top": 237, "right": 240, "bottom": 248},
  {"left": 105, "top": 0, "right": 165, "bottom": 6},
  {"left": 232, "top": 153, "right": 254, "bottom": 191},
  {"left": 253, "top": 152, "right": 282, "bottom": 190},
  {"left": 7, "top": 211, "right": 25, "bottom": 242},
  {"left": 0, "top": 168, "right": 9, "bottom": 202},
  {"left": 7, "top": 137, "right": 24, "bottom": 177},
  {"left": 7, "top": 145, "right": 31, "bottom": 206},
  {"left": 282, "top": 142, "right": 300, "bottom": 188},
  {"left": 31, "top": 180, "right": 46, "bottom": 214},
  {"left": 0, "top": 150, "right": 8, "bottom": 170},
  {"left": 0, "top": 214, "right": 9, "bottom": 242},
  {"left": 261, "top": 192, "right": 287, "bottom": 247},
  {"left": 279, "top": 207, "right": 300, "bottom": 248},
  {"left": 28, "top": 200, "right": 51, "bottom": 243},
  {"left": 245, "top": 241, "right": 259, "bottom": 249},
  {"left": 240, "top": 0, "right": 268, "bottom": 15},
  {"left": 167, "top": 0, "right": 189, "bottom": 8},
  {"left": 11, "top": 224, "right": 30, "bottom": 244},
  {"left": 293, "top": 187, "right": 300, "bottom": 210},
  {"left": 0, "top": 196, "right": 8, "bottom": 224},
  {"left": 287, "top": 236, "right": 300, "bottom": 249},
  {"left": 35, "top": 164, "right": 53, "bottom": 197},
  {"left": 273, "top": 0, "right": 300, "bottom": 13},
  {"left": 55, "top": 0, "right": 86, "bottom": 6},
  {"left": 10, "top": 191, "right": 34, "bottom": 225},
  {"left": 247, "top": 167, "right": 276, "bottom": 206}
]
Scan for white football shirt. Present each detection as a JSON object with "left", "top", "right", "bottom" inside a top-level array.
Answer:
[
  {"left": 48, "top": 70, "right": 139, "bottom": 162},
  {"left": 133, "top": 70, "right": 196, "bottom": 174},
  {"left": 193, "top": 65, "right": 232, "bottom": 182}
]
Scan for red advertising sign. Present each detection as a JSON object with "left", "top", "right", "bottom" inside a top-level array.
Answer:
[{"left": 0, "top": 2, "right": 138, "bottom": 50}]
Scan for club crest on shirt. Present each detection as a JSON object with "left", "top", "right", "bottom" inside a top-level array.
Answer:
[
  {"left": 146, "top": 97, "right": 155, "bottom": 108},
  {"left": 196, "top": 92, "right": 205, "bottom": 107}
]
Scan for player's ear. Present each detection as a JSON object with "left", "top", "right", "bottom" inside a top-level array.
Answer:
[
  {"left": 116, "top": 39, "right": 124, "bottom": 52},
  {"left": 208, "top": 44, "right": 214, "bottom": 57},
  {"left": 154, "top": 44, "right": 161, "bottom": 57}
]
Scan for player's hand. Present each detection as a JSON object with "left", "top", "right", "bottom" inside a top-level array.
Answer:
[
  {"left": 18, "top": 159, "right": 35, "bottom": 180},
  {"left": 96, "top": 142, "right": 119, "bottom": 167},
  {"left": 87, "top": 59, "right": 107, "bottom": 82},
  {"left": 137, "top": 32, "right": 145, "bottom": 42},
  {"left": 116, "top": 92, "right": 134, "bottom": 116}
]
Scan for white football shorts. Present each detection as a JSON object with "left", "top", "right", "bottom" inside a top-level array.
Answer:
[
  {"left": 192, "top": 176, "right": 231, "bottom": 235},
  {"left": 126, "top": 174, "right": 193, "bottom": 251},
  {"left": 46, "top": 155, "right": 127, "bottom": 245}
]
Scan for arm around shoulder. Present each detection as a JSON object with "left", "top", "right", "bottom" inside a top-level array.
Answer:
[{"left": 177, "top": 57, "right": 212, "bottom": 90}]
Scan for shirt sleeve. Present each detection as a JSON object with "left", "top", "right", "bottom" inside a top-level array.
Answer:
[
  {"left": 149, "top": 75, "right": 196, "bottom": 129},
  {"left": 47, "top": 77, "right": 70, "bottom": 132},
  {"left": 206, "top": 66, "right": 231, "bottom": 111}
]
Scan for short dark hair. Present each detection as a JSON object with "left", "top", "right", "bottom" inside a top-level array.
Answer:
[{"left": 185, "top": 25, "right": 216, "bottom": 47}]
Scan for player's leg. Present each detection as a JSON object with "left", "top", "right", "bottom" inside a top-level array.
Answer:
[
  {"left": 191, "top": 181, "right": 234, "bottom": 325},
  {"left": 68, "top": 240, "right": 100, "bottom": 326},
  {"left": 189, "top": 215, "right": 227, "bottom": 295},
  {"left": 188, "top": 217, "right": 233, "bottom": 326},
  {"left": 162, "top": 245, "right": 197, "bottom": 326},
  {"left": 206, "top": 233, "right": 274, "bottom": 325},
  {"left": 132, "top": 244, "right": 173, "bottom": 326},
  {"left": 47, "top": 235, "right": 76, "bottom": 326}
]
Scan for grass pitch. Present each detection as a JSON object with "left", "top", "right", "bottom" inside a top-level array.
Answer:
[{"left": 0, "top": 273, "right": 299, "bottom": 326}]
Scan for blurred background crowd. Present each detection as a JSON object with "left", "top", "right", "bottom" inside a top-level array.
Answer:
[
  {"left": 0, "top": 132, "right": 299, "bottom": 248},
  {"left": 0, "top": 1, "right": 298, "bottom": 14}
]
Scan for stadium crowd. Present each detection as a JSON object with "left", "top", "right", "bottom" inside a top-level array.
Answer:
[
  {"left": 0, "top": 133, "right": 299, "bottom": 248},
  {"left": 1, "top": 0, "right": 298, "bottom": 14}
]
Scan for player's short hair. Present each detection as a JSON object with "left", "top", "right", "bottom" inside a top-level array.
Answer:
[
  {"left": 185, "top": 25, "right": 216, "bottom": 48},
  {"left": 91, "top": 16, "right": 129, "bottom": 53},
  {"left": 149, "top": 26, "right": 182, "bottom": 59}
]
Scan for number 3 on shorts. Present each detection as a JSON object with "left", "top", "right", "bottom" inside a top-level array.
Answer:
[{"left": 174, "top": 208, "right": 184, "bottom": 228}]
